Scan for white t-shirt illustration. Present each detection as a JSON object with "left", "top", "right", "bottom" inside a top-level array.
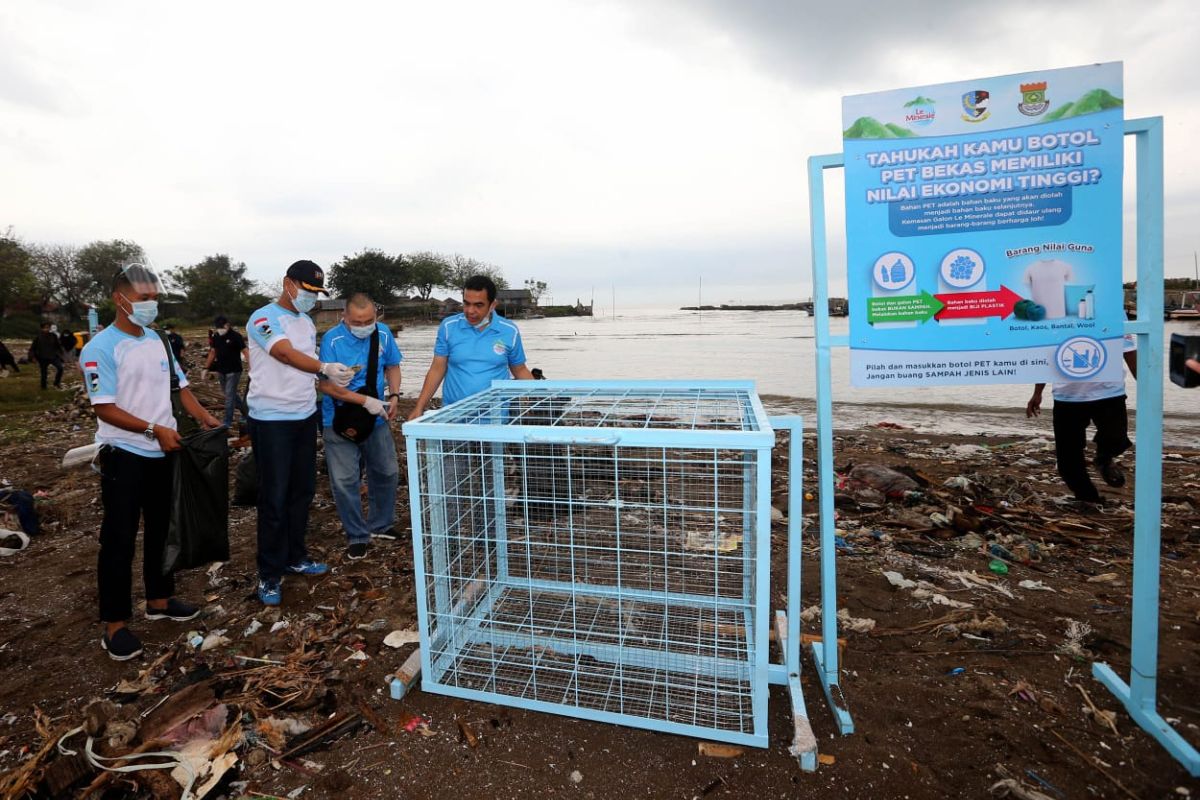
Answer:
[{"left": 1023, "top": 259, "right": 1074, "bottom": 319}]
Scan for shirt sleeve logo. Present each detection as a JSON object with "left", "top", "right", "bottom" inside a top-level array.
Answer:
[
  {"left": 492, "top": 339, "right": 507, "bottom": 355},
  {"left": 253, "top": 317, "right": 273, "bottom": 337},
  {"left": 83, "top": 361, "right": 100, "bottom": 393}
]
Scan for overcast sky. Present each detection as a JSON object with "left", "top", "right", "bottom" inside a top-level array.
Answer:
[{"left": 2, "top": 0, "right": 1196, "bottom": 306}]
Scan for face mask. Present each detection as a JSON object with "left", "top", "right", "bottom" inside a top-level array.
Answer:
[
  {"left": 288, "top": 282, "right": 318, "bottom": 313},
  {"left": 120, "top": 295, "right": 159, "bottom": 327},
  {"left": 217, "top": 326, "right": 229, "bottom": 335},
  {"left": 474, "top": 314, "right": 492, "bottom": 331},
  {"left": 349, "top": 323, "right": 376, "bottom": 339}
]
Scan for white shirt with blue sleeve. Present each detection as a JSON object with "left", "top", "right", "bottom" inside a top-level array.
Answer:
[
  {"left": 246, "top": 302, "right": 318, "bottom": 421},
  {"left": 80, "top": 325, "right": 188, "bottom": 458}
]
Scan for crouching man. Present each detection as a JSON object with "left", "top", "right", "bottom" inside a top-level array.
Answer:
[
  {"left": 318, "top": 294, "right": 403, "bottom": 560},
  {"left": 81, "top": 264, "right": 221, "bottom": 660}
]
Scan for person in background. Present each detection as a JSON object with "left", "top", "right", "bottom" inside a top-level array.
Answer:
[
  {"left": 60, "top": 328, "right": 77, "bottom": 365},
  {"left": 80, "top": 263, "right": 221, "bottom": 660},
  {"left": 407, "top": 275, "right": 533, "bottom": 420},
  {"left": 246, "top": 260, "right": 355, "bottom": 606},
  {"left": 1026, "top": 334, "right": 1137, "bottom": 505},
  {"left": 30, "top": 321, "right": 64, "bottom": 390},
  {"left": 164, "top": 324, "right": 186, "bottom": 370},
  {"left": 318, "top": 294, "right": 403, "bottom": 559},
  {"left": 0, "top": 340, "right": 19, "bottom": 373},
  {"left": 203, "top": 315, "right": 249, "bottom": 430}
]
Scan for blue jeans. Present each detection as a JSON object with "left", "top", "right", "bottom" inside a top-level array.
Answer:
[
  {"left": 219, "top": 371, "right": 249, "bottom": 428},
  {"left": 251, "top": 412, "right": 319, "bottom": 581},
  {"left": 323, "top": 423, "right": 399, "bottom": 543}
]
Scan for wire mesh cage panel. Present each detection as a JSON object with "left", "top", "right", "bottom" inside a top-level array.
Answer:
[{"left": 405, "top": 381, "right": 775, "bottom": 746}]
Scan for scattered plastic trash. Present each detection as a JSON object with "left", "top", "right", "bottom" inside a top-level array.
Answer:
[
  {"left": 1018, "top": 580, "right": 1055, "bottom": 592},
  {"left": 943, "top": 476, "right": 972, "bottom": 490},
  {"left": 270, "top": 620, "right": 290, "bottom": 634},
  {"left": 383, "top": 629, "right": 420, "bottom": 648},
  {"left": 946, "top": 667, "right": 965, "bottom": 676},
  {"left": 988, "top": 560, "right": 1009, "bottom": 575},
  {"left": 243, "top": 619, "right": 263, "bottom": 637}
]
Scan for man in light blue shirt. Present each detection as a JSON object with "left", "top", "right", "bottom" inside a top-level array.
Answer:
[
  {"left": 318, "top": 294, "right": 403, "bottom": 560},
  {"left": 408, "top": 275, "right": 533, "bottom": 419}
]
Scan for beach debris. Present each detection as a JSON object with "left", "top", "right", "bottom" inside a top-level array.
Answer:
[
  {"left": 1019, "top": 580, "right": 1055, "bottom": 592},
  {"left": 457, "top": 719, "right": 481, "bottom": 748},
  {"left": 988, "top": 560, "right": 1009, "bottom": 575},
  {"left": 270, "top": 620, "right": 290, "bottom": 634},
  {"left": 0, "top": 530, "right": 29, "bottom": 556},
  {"left": 569, "top": 769, "right": 584, "bottom": 784},
  {"left": 934, "top": 612, "right": 1008, "bottom": 639},
  {"left": 1057, "top": 619, "right": 1093, "bottom": 658},
  {"left": 943, "top": 476, "right": 972, "bottom": 490},
  {"left": 199, "top": 632, "right": 230, "bottom": 652},
  {"left": 383, "top": 629, "right": 420, "bottom": 649},
  {"left": 883, "top": 570, "right": 973, "bottom": 609},
  {"left": 847, "top": 464, "right": 919, "bottom": 497},
  {"left": 946, "top": 667, "right": 965, "bottom": 676},
  {"left": 356, "top": 619, "right": 389, "bottom": 632},
  {"left": 244, "top": 618, "right": 263, "bottom": 637},
  {"left": 698, "top": 742, "right": 744, "bottom": 758},
  {"left": 1086, "top": 572, "right": 1119, "bottom": 584},
  {"left": 1073, "top": 683, "right": 1119, "bottom": 736},
  {"left": 683, "top": 530, "right": 742, "bottom": 552},
  {"left": 792, "top": 605, "right": 875, "bottom": 633},
  {"left": 947, "top": 444, "right": 991, "bottom": 459}
]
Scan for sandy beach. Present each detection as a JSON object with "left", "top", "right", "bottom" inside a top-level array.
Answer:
[{"left": 0, "top": 351, "right": 1197, "bottom": 799}]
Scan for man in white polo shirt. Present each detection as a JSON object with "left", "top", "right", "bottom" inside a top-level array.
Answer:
[
  {"left": 1026, "top": 333, "right": 1137, "bottom": 505},
  {"left": 246, "top": 260, "right": 355, "bottom": 606},
  {"left": 81, "top": 263, "right": 222, "bottom": 660}
]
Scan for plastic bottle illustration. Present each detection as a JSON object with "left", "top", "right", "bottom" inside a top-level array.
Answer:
[
  {"left": 1084, "top": 289, "right": 1095, "bottom": 319},
  {"left": 1078, "top": 298, "right": 1088, "bottom": 318}
]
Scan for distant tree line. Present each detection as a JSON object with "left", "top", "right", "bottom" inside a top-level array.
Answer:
[
  {"left": 326, "top": 249, "right": 509, "bottom": 305},
  {"left": 0, "top": 226, "right": 522, "bottom": 335}
]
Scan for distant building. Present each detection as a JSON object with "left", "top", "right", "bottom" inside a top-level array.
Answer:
[
  {"left": 496, "top": 288, "right": 534, "bottom": 317},
  {"left": 439, "top": 297, "right": 463, "bottom": 317},
  {"left": 312, "top": 298, "right": 346, "bottom": 328}
]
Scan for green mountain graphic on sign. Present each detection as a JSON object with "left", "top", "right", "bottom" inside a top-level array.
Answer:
[
  {"left": 904, "top": 95, "right": 936, "bottom": 107},
  {"left": 843, "top": 117, "right": 917, "bottom": 139},
  {"left": 1044, "top": 88, "right": 1124, "bottom": 121}
]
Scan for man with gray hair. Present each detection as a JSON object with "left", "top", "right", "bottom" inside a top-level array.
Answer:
[{"left": 318, "top": 293, "right": 403, "bottom": 559}]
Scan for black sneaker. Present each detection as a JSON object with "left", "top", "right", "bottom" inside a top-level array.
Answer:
[
  {"left": 145, "top": 598, "right": 200, "bottom": 622},
  {"left": 101, "top": 627, "right": 144, "bottom": 661},
  {"left": 370, "top": 528, "right": 399, "bottom": 541},
  {"left": 1096, "top": 458, "right": 1126, "bottom": 488},
  {"left": 347, "top": 542, "right": 369, "bottom": 560}
]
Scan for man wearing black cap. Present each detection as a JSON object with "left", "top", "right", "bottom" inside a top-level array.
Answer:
[
  {"left": 203, "top": 315, "right": 249, "bottom": 429},
  {"left": 245, "top": 261, "right": 356, "bottom": 606}
]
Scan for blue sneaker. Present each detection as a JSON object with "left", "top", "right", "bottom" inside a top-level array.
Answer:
[
  {"left": 285, "top": 560, "right": 329, "bottom": 577},
  {"left": 257, "top": 580, "right": 282, "bottom": 606}
]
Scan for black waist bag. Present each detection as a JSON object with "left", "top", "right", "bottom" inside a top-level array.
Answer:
[{"left": 332, "top": 327, "right": 379, "bottom": 444}]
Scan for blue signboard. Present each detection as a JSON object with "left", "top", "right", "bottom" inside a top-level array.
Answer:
[{"left": 842, "top": 63, "right": 1124, "bottom": 386}]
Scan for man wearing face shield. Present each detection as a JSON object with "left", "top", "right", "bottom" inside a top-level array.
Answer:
[
  {"left": 317, "top": 293, "right": 403, "bottom": 559},
  {"left": 79, "top": 264, "right": 222, "bottom": 660},
  {"left": 245, "top": 260, "right": 356, "bottom": 606}
]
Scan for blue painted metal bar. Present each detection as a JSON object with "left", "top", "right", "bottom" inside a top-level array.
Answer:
[
  {"left": 752, "top": 446, "right": 772, "bottom": 739},
  {"left": 403, "top": 422, "right": 775, "bottom": 449},
  {"left": 807, "top": 152, "right": 855, "bottom": 736},
  {"left": 422, "top": 679, "right": 769, "bottom": 748},
  {"left": 512, "top": 575, "right": 749, "bottom": 611},
  {"left": 406, "top": 436, "right": 436, "bottom": 685},
  {"left": 1091, "top": 117, "right": 1199, "bottom": 776}
]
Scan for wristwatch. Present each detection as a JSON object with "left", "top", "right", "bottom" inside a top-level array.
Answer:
[{"left": 143, "top": 423, "right": 156, "bottom": 441}]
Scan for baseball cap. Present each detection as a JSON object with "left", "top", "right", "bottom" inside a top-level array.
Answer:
[{"left": 285, "top": 260, "right": 329, "bottom": 295}]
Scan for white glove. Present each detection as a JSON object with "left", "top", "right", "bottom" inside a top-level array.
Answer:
[
  {"left": 362, "top": 396, "right": 386, "bottom": 416},
  {"left": 320, "top": 362, "right": 356, "bottom": 387}
]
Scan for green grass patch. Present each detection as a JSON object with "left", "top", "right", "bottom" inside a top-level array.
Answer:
[{"left": 0, "top": 367, "right": 78, "bottom": 443}]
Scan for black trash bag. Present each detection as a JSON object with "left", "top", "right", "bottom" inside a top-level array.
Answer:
[
  {"left": 164, "top": 428, "right": 230, "bottom": 574},
  {"left": 233, "top": 451, "right": 258, "bottom": 507}
]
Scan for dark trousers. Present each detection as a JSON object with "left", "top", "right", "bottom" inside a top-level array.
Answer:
[
  {"left": 251, "top": 412, "right": 318, "bottom": 582},
  {"left": 38, "top": 357, "right": 63, "bottom": 388},
  {"left": 98, "top": 446, "right": 175, "bottom": 622},
  {"left": 1052, "top": 395, "right": 1131, "bottom": 502}
]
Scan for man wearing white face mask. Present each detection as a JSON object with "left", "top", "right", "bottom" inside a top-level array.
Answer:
[
  {"left": 318, "top": 293, "right": 403, "bottom": 559},
  {"left": 80, "top": 263, "right": 221, "bottom": 660},
  {"left": 245, "top": 260, "right": 356, "bottom": 606}
]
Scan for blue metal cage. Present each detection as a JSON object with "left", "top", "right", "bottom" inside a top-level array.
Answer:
[{"left": 404, "top": 380, "right": 778, "bottom": 746}]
